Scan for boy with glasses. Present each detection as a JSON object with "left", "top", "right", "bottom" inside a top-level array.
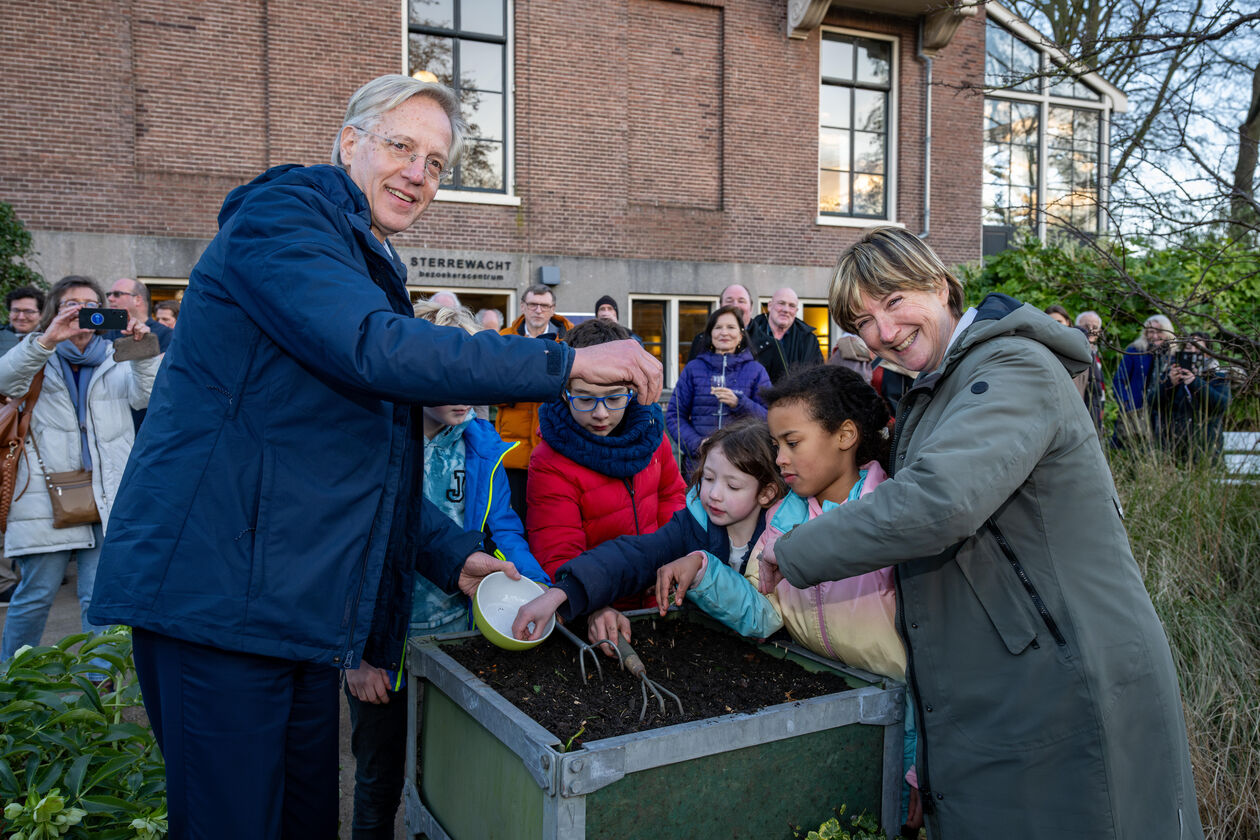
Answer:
[{"left": 525, "top": 319, "right": 685, "bottom": 639}]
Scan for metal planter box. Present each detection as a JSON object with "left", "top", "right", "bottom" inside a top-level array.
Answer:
[{"left": 403, "top": 612, "right": 905, "bottom": 840}]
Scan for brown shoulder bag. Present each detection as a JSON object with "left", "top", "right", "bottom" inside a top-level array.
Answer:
[{"left": 0, "top": 369, "right": 46, "bottom": 532}]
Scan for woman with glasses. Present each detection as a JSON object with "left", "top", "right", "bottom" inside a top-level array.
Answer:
[
  {"left": 0, "top": 275, "right": 157, "bottom": 661},
  {"left": 526, "top": 319, "right": 685, "bottom": 624},
  {"left": 667, "top": 305, "right": 771, "bottom": 475}
]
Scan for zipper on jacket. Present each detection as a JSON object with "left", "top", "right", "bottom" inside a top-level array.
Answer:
[
  {"left": 887, "top": 388, "right": 923, "bottom": 478},
  {"left": 894, "top": 565, "right": 935, "bottom": 817},
  {"left": 479, "top": 442, "right": 516, "bottom": 534},
  {"left": 340, "top": 519, "right": 375, "bottom": 669},
  {"left": 985, "top": 520, "right": 1067, "bottom": 647},
  {"left": 623, "top": 479, "right": 641, "bottom": 535}
]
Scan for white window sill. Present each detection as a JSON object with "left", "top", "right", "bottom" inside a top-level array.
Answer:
[
  {"left": 815, "top": 216, "right": 906, "bottom": 229},
  {"left": 434, "top": 190, "right": 522, "bottom": 207}
]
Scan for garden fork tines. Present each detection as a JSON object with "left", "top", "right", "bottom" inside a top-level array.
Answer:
[
  {"left": 614, "top": 635, "right": 684, "bottom": 722},
  {"left": 554, "top": 620, "right": 619, "bottom": 682}
]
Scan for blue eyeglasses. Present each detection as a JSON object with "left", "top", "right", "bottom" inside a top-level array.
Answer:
[{"left": 565, "top": 389, "right": 636, "bottom": 412}]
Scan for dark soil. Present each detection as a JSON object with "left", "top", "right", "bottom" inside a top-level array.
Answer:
[{"left": 442, "top": 614, "right": 855, "bottom": 747}]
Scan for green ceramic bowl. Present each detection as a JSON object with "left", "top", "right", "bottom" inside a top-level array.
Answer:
[{"left": 472, "top": 572, "right": 554, "bottom": 651}]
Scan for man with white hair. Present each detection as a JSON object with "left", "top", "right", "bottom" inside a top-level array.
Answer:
[
  {"left": 745, "top": 286, "right": 823, "bottom": 383},
  {"left": 1075, "top": 310, "right": 1105, "bottom": 434},
  {"left": 429, "top": 289, "right": 460, "bottom": 308},
  {"left": 475, "top": 308, "right": 503, "bottom": 332},
  {"left": 87, "top": 74, "right": 662, "bottom": 838}
]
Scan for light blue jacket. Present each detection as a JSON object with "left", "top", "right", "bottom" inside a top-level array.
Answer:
[{"left": 412, "top": 416, "right": 549, "bottom": 632}]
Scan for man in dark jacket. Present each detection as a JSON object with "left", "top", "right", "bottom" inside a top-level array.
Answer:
[
  {"left": 103, "top": 277, "right": 174, "bottom": 353},
  {"left": 87, "top": 75, "right": 661, "bottom": 840},
  {"left": 745, "top": 286, "right": 823, "bottom": 382}
]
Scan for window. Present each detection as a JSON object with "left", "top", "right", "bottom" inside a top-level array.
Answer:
[
  {"left": 629, "top": 296, "right": 717, "bottom": 389},
  {"left": 408, "top": 0, "right": 508, "bottom": 193},
  {"left": 818, "top": 32, "right": 894, "bottom": 221},
  {"left": 983, "top": 16, "right": 1113, "bottom": 252}
]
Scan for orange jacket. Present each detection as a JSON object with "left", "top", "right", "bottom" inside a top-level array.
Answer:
[{"left": 495, "top": 313, "right": 574, "bottom": 469}]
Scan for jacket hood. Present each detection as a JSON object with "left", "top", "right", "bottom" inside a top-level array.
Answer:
[
  {"left": 218, "top": 164, "right": 366, "bottom": 229},
  {"left": 941, "top": 293, "right": 1091, "bottom": 380},
  {"left": 537, "top": 399, "right": 665, "bottom": 478}
]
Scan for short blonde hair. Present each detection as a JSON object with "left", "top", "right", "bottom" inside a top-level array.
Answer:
[
  {"left": 829, "top": 227, "right": 964, "bottom": 332},
  {"left": 413, "top": 299, "right": 479, "bottom": 336}
]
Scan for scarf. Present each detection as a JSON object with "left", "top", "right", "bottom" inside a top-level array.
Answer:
[
  {"left": 55, "top": 336, "right": 109, "bottom": 471},
  {"left": 538, "top": 399, "right": 664, "bottom": 478}
]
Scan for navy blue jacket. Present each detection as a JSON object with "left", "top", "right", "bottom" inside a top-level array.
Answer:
[
  {"left": 551, "top": 489, "right": 766, "bottom": 619},
  {"left": 666, "top": 349, "right": 770, "bottom": 471},
  {"left": 88, "top": 164, "right": 572, "bottom": 671}
]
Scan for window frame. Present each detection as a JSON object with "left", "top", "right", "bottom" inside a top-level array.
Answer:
[
  {"left": 401, "top": 0, "right": 521, "bottom": 207},
  {"left": 628, "top": 294, "right": 720, "bottom": 389},
  {"left": 816, "top": 26, "right": 899, "bottom": 228},
  {"left": 983, "top": 10, "right": 1116, "bottom": 246}
]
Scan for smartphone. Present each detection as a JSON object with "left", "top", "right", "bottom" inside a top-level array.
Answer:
[
  {"left": 1173, "top": 350, "right": 1196, "bottom": 370},
  {"left": 78, "top": 308, "right": 129, "bottom": 331}
]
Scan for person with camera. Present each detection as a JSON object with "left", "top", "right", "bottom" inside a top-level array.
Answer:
[
  {"left": 0, "top": 275, "right": 155, "bottom": 661},
  {"left": 1146, "top": 331, "right": 1231, "bottom": 464}
]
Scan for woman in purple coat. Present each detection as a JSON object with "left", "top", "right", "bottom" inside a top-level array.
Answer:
[{"left": 667, "top": 306, "right": 771, "bottom": 474}]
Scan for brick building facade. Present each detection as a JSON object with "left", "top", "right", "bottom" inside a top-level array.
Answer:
[{"left": 1, "top": 0, "right": 1121, "bottom": 384}]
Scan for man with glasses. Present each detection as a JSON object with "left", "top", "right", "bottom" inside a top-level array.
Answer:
[
  {"left": 496, "top": 284, "right": 574, "bottom": 520},
  {"left": 0, "top": 285, "right": 46, "bottom": 355},
  {"left": 104, "top": 278, "right": 173, "bottom": 353},
  {"left": 1075, "top": 310, "right": 1106, "bottom": 435},
  {"left": 87, "top": 75, "right": 661, "bottom": 839},
  {"left": 0, "top": 285, "right": 45, "bottom": 606}
]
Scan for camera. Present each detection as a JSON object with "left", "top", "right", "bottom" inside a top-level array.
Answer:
[{"left": 78, "top": 308, "right": 129, "bottom": 331}]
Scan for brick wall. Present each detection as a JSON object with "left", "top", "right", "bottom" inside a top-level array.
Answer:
[{"left": 1, "top": 0, "right": 985, "bottom": 269}]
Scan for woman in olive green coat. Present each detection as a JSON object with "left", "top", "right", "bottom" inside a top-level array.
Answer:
[{"left": 763, "top": 228, "right": 1201, "bottom": 839}]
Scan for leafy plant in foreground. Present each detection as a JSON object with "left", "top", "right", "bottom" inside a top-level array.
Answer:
[
  {"left": 792, "top": 804, "right": 886, "bottom": 840},
  {"left": 0, "top": 630, "right": 167, "bottom": 839}
]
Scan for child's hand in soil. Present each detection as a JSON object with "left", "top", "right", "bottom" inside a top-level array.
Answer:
[
  {"left": 346, "top": 660, "right": 393, "bottom": 704},
  {"left": 587, "top": 607, "right": 630, "bottom": 657},
  {"left": 513, "top": 587, "right": 567, "bottom": 641},
  {"left": 655, "top": 551, "right": 707, "bottom": 615}
]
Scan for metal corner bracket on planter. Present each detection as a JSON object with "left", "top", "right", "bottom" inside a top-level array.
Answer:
[{"left": 402, "top": 609, "right": 907, "bottom": 840}]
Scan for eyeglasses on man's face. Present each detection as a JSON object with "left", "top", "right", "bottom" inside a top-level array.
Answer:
[
  {"left": 355, "top": 127, "right": 447, "bottom": 181},
  {"left": 9, "top": 307, "right": 40, "bottom": 318},
  {"left": 107, "top": 290, "right": 139, "bottom": 300},
  {"left": 523, "top": 300, "right": 555, "bottom": 312},
  {"left": 565, "top": 390, "right": 636, "bottom": 412}
]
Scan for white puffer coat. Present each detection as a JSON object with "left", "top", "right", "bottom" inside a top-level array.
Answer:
[{"left": 0, "top": 333, "right": 159, "bottom": 557}]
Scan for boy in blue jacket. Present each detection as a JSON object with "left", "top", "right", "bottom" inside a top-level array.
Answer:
[{"left": 344, "top": 302, "right": 550, "bottom": 838}]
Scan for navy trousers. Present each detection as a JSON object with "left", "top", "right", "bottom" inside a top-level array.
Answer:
[
  {"left": 345, "top": 684, "right": 408, "bottom": 839},
  {"left": 131, "top": 627, "right": 340, "bottom": 840}
]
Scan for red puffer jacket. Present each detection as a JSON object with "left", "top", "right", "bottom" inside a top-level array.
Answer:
[{"left": 526, "top": 407, "right": 685, "bottom": 609}]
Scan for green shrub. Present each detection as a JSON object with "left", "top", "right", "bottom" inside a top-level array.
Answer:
[
  {"left": 792, "top": 805, "right": 887, "bottom": 840},
  {"left": 0, "top": 630, "right": 167, "bottom": 839}
]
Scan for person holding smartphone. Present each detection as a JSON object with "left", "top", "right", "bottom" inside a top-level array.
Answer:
[
  {"left": 1147, "top": 331, "right": 1231, "bottom": 463},
  {"left": 0, "top": 275, "right": 155, "bottom": 661}
]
